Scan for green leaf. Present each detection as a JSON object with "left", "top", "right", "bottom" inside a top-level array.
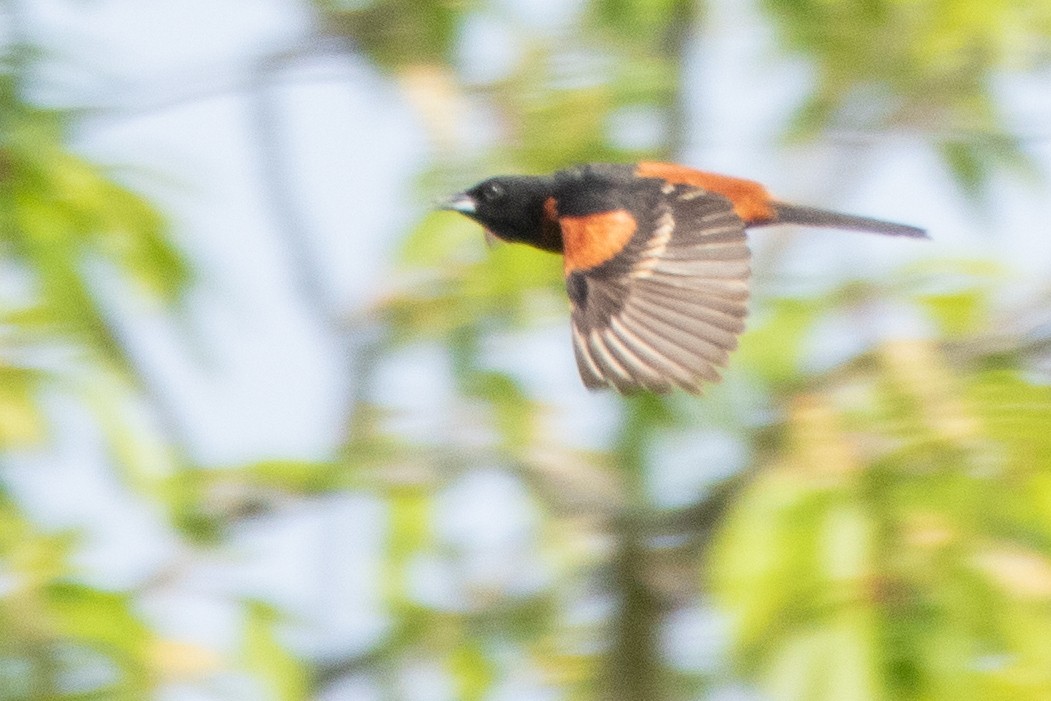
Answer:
[
  {"left": 735, "top": 299, "right": 825, "bottom": 387},
  {"left": 317, "top": 0, "right": 461, "bottom": 69},
  {"left": 765, "top": 615, "right": 881, "bottom": 701},
  {"left": 383, "top": 489, "right": 434, "bottom": 610},
  {"left": 449, "top": 640, "right": 494, "bottom": 701},
  {"left": 44, "top": 581, "right": 152, "bottom": 692},
  {"left": 242, "top": 601, "right": 308, "bottom": 701},
  {"left": 940, "top": 140, "right": 988, "bottom": 201},
  {"left": 0, "top": 365, "right": 47, "bottom": 447},
  {"left": 917, "top": 290, "right": 988, "bottom": 336},
  {"left": 466, "top": 370, "right": 536, "bottom": 450}
]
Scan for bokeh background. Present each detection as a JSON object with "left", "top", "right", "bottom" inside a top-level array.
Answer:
[{"left": 4, "top": 0, "right": 1051, "bottom": 699}]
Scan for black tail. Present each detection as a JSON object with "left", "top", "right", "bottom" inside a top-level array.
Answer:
[{"left": 767, "top": 203, "right": 928, "bottom": 238}]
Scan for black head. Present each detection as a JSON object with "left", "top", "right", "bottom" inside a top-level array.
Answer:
[{"left": 438, "top": 175, "right": 554, "bottom": 245}]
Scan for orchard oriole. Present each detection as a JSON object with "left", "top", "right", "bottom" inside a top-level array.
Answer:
[{"left": 440, "top": 162, "right": 925, "bottom": 393}]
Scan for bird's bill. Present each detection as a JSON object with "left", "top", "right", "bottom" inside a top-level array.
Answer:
[{"left": 436, "top": 192, "right": 477, "bottom": 214}]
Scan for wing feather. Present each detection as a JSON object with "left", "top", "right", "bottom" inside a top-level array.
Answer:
[
  {"left": 564, "top": 180, "right": 751, "bottom": 393},
  {"left": 571, "top": 324, "right": 606, "bottom": 389},
  {"left": 607, "top": 316, "right": 699, "bottom": 389}
]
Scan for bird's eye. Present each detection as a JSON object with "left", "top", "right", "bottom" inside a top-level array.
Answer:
[{"left": 480, "top": 181, "right": 505, "bottom": 202}]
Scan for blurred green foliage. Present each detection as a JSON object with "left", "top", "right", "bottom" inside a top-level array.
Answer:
[
  {"left": 1, "top": 39, "right": 198, "bottom": 700},
  {"left": 2, "top": 0, "right": 1051, "bottom": 700},
  {"left": 712, "top": 342, "right": 1051, "bottom": 700},
  {"left": 2, "top": 74, "right": 190, "bottom": 362},
  {"left": 761, "top": 0, "right": 1051, "bottom": 196}
]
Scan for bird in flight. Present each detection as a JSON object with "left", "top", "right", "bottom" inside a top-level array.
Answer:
[{"left": 439, "top": 162, "right": 926, "bottom": 394}]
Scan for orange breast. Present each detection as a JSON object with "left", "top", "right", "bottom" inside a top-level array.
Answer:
[{"left": 561, "top": 210, "right": 638, "bottom": 274}]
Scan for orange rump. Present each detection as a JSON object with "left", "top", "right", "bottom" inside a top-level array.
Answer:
[{"left": 636, "top": 162, "right": 776, "bottom": 224}]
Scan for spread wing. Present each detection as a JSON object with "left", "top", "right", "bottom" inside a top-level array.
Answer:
[{"left": 560, "top": 181, "right": 751, "bottom": 393}]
